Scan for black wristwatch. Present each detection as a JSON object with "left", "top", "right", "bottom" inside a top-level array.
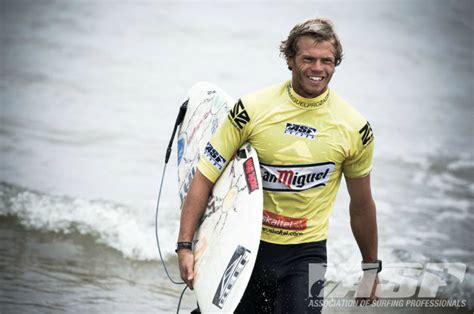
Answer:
[
  {"left": 361, "top": 259, "right": 382, "bottom": 273},
  {"left": 175, "top": 241, "right": 193, "bottom": 253}
]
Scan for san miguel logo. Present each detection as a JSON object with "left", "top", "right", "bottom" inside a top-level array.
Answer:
[
  {"left": 260, "top": 162, "right": 335, "bottom": 192},
  {"left": 359, "top": 121, "right": 374, "bottom": 146},
  {"left": 228, "top": 100, "right": 250, "bottom": 130},
  {"left": 284, "top": 123, "right": 317, "bottom": 139},
  {"left": 243, "top": 157, "right": 259, "bottom": 193},
  {"left": 263, "top": 210, "right": 307, "bottom": 230},
  {"left": 204, "top": 142, "right": 226, "bottom": 170},
  {"left": 212, "top": 245, "right": 251, "bottom": 309}
]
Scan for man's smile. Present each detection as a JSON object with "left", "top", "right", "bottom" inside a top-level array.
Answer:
[{"left": 308, "top": 76, "right": 324, "bottom": 81}]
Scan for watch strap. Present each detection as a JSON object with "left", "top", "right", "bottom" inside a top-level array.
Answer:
[
  {"left": 362, "top": 259, "right": 382, "bottom": 273},
  {"left": 175, "top": 241, "right": 192, "bottom": 253}
]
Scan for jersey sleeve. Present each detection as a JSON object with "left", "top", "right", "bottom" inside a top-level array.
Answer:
[
  {"left": 197, "top": 99, "right": 253, "bottom": 183},
  {"left": 342, "top": 121, "right": 374, "bottom": 178}
]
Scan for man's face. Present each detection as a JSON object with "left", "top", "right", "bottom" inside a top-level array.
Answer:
[{"left": 288, "top": 35, "right": 336, "bottom": 98}]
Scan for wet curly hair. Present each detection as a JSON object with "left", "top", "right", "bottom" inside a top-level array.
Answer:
[{"left": 280, "top": 18, "right": 343, "bottom": 67}]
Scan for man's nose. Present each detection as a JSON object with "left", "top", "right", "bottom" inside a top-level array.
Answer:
[{"left": 310, "top": 60, "right": 323, "bottom": 72}]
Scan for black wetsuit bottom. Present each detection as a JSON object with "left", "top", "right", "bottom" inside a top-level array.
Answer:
[{"left": 235, "top": 240, "right": 327, "bottom": 314}]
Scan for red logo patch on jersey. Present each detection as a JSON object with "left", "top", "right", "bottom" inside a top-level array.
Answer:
[{"left": 262, "top": 210, "right": 307, "bottom": 231}]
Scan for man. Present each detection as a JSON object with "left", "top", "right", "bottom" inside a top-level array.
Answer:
[{"left": 177, "top": 18, "right": 380, "bottom": 313}]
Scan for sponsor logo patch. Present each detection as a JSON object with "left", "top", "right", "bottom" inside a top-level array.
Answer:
[
  {"left": 262, "top": 227, "right": 304, "bottom": 237},
  {"left": 204, "top": 142, "right": 226, "bottom": 170},
  {"left": 228, "top": 100, "right": 250, "bottom": 130},
  {"left": 359, "top": 121, "right": 374, "bottom": 146},
  {"left": 262, "top": 210, "right": 307, "bottom": 230},
  {"left": 212, "top": 245, "right": 251, "bottom": 309},
  {"left": 260, "top": 162, "right": 335, "bottom": 192},
  {"left": 284, "top": 123, "right": 317, "bottom": 139},
  {"left": 243, "top": 157, "right": 259, "bottom": 193}
]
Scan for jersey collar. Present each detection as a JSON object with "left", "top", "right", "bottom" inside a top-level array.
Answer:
[{"left": 286, "top": 82, "right": 330, "bottom": 110}]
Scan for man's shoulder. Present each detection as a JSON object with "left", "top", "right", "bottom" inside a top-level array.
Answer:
[
  {"left": 330, "top": 91, "right": 369, "bottom": 131},
  {"left": 240, "top": 81, "right": 288, "bottom": 107}
]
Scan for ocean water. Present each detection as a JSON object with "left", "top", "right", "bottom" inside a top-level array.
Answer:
[{"left": 1, "top": 0, "right": 473, "bottom": 313}]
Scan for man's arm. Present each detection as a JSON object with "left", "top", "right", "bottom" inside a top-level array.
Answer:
[
  {"left": 346, "top": 174, "right": 377, "bottom": 262},
  {"left": 345, "top": 174, "right": 379, "bottom": 304},
  {"left": 177, "top": 169, "right": 214, "bottom": 289}
]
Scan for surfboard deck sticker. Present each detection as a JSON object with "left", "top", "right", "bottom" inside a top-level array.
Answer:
[{"left": 177, "top": 82, "right": 263, "bottom": 313}]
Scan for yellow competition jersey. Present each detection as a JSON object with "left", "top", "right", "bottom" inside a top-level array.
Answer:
[{"left": 197, "top": 81, "right": 374, "bottom": 244}]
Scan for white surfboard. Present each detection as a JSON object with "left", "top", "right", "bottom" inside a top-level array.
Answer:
[{"left": 177, "top": 82, "right": 263, "bottom": 313}]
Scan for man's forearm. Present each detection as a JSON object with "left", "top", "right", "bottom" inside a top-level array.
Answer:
[
  {"left": 178, "top": 170, "right": 214, "bottom": 242},
  {"left": 350, "top": 200, "right": 378, "bottom": 262}
]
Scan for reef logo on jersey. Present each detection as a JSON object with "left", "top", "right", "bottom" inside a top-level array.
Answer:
[
  {"left": 359, "top": 121, "right": 374, "bottom": 146},
  {"left": 260, "top": 162, "right": 335, "bottom": 192},
  {"left": 228, "top": 99, "right": 250, "bottom": 130},
  {"left": 284, "top": 123, "right": 317, "bottom": 139},
  {"left": 204, "top": 142, "right": 226, "bottom": 170}
]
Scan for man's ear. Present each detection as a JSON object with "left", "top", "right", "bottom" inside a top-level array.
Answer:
[{"left": 287, "top": 57, "right": 294, "bottom": 71}]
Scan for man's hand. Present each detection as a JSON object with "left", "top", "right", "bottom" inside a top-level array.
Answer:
[
  {"left": 178, "top": 249, "right": 195, "bottom": 290},
  {"left": 355, "top": 271, "right": 379, "bottom": 305}
]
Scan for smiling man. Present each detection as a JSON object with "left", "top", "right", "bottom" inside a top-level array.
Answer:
[{"left": 177, "top": 18, "right": 380, "bottom": 313}]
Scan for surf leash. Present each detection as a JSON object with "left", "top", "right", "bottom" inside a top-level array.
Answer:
[
  {"left": 154, "top": 100, "right": 189, "bottom": 311},
  {"left": 177, "top": 285, "right": 189, "bottom": 314}
]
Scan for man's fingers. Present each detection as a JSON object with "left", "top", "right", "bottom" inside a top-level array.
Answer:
[
  {"left": 356, "top": 273, "right": 380, "bottom": 306},
  {"left": 185, "top": 268, "right": 194, "bottom": 290},
  {"left": 356, "top": 297, "right": 368, "bottom": 306},
  {"left": 356, "top": 296, "right": 379, "bottom": 306},
  {"left": 180, "top": 265, "right": 194, "bottom": 289},
  {"left": 178, "top": 250, "right": 195, "bottom": 290}
]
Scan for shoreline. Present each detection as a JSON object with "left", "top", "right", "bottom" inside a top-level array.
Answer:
[{"left": 1, "top": 215, "right": 472, "bottom": 313}]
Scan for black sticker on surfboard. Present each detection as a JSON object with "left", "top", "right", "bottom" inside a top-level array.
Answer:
[{"left": 212, "top": 245, "right": 251, "bottom": 309}]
